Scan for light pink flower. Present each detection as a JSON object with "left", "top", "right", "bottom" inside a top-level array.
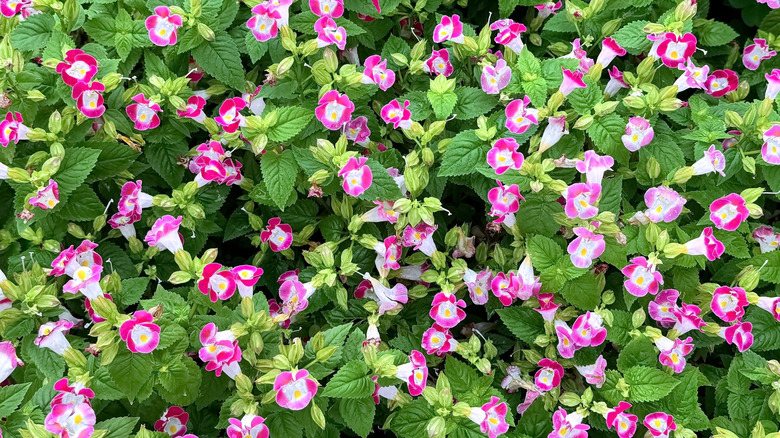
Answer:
[
  {"left": 555, "top": 321, "right": 577, "bottom": 358},
  {"left": 539, "top": 115, "right": 568, "bottom": 153},
  {"left": 762, "top": 125, "right": 780, "bottom": 165},
  {"left": 314, "top": 16, "right": 346, "bottom": 49},
  {"left": 563, "top": 182, "right": 601, "bottom": 219},
  {"left": 247, "top": 4, "right": 281, "bottom": 42},
  {"left": 673, "top": 59, "right": 709, "bottom": 93},
  {"left": 657, "top": 32, "right": 696, "bottom": 68},
  {"left": 743, "top": 38, "right": 776, "bottom": 70},
  {"left": 338, "top": 156, "right": 373, "bottom": 196},
  {"left": 0, "top": 341, "right": 23, "bottom": 383},
  {"left": 381, "top": 99, "right": 413, "bottom": 129},
  {"left": 29, "top": 179, "right": 60, "bottom": 210},
  {"left": 534, "top": 358, "right": 563, "bottom": 391},
  {"left": 575, "top": 355, "right": 607, "bottom": 387},
  {"left": 424, "top": 49, "right": 453, "bottom": 76},
  {"left": 549, "top": 408, "right": 589, "bottom": 438},
  {"left": 605, "top": 67, "right": 629, "bottom": 97},
  {"left": 622, "top": 117, "right": 653, "bottom": 152},
  {"left": 656, "top": 337, "right": 693, "bottom": 373},
  {"left": 605, "top": 402, "right": 637, "bottom": 438},
  {"left": 145, "top": 6, "right": 182, "bottom": 46},
  {"left": 681, "top": 227, "right": 725, "bottom": 261},
  {"left": 644, "top": 186, "right": 686, "bottom": 223},
  {"left": 766, "top": 69, "right": 780, "bottom": 99},
  {"left": 199, "top": 323, "right": 242, "bottom": 378},
  {"left": 486, "top": 138, "right": 524, "bottom": 174},
  {"left": 357, "top": 274, "right": 408, "bottom": 315},
  {"left": 504, "top": 96, "right": 538, "bottom": 134},
  {"left": 260, "top": 217, "right": 293, "bottom": 251},
  {"left": 422, "top": 323, "right": 457, "bottom": 356},
  {"left": 643, "top": 412, "right": 676, "bottom": 438},
  {"left": 575, "top": 151, "right": 613, "bottom": 186},
  {"left": 119, "top": 311, "right": 160, "bottom": 354},
  {"left": 648, "top": 289, "right": 680, "bottom": 328},
  {"left": 126, "top": 93, "right": 161, "bottom": 130},
  {"left": 433, "top": 14, "right": 464, "bottom": 44},
  {"left": 719, "top": 321, "right": 754, "bottom": 352},
  {"left": 402, "top": 223, "right": 438, "bottom": 256},
  {"left": 567, "top": 227, "right": 605, "bottom": 268},
  {"left": 464, "top": 269, "right": 492, "bottom": 305},
  {"left": 361, "top": 55, "right": 395, "bottom": 90},
  {"left": 361, "top": 201, "right": 399, "bottom": 224},
  {"left": 705, "top": 69, "right": 739, "bottom": 98},
  {"left": 145, "top": 215, "right": 184, "bottom": 253},
  {"left": 482, "top": 60, "right": 512, "bottom": 94},
  {"left": 560, "top": 68, "right": 586, "bottom": 96},
  {"left": 562, "top": 38, "right": 593, "bottom": 73},
  {"left": 621, "top": 257, "right": 663, "bottom": 297},
  {"left": 692, "top": 145, "right": 726, "bottom": 176},
  {"left": 226, "top": 415, "right": 269, "bottom": 438},
  {"left": 753, "top": 226, "right": 780, "bottom": 253},
  {"left": 517, "top": 255, "right": 541, "bottom": 300},
  {"left": 343, "top": 116, "right": 371, "bottom": 144},
  {"left": 596, "top": 37, "right": 626, "bottom": 68},
  {"left": 395, "top": 350, "right": 427, "bottom": 396},
  {"left": 535, "top": 1, "right": 562, "bottom": 19}
]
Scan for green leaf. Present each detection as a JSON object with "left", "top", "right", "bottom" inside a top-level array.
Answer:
[
  {"left": 157, "top": 356, "right": 202, "bottom": 405},
  {"left": 526, "top": 235, "right": 563, "bottom": 270},
  {"left": 568, "top": 77, "right": 603, "bottom": 114},
  {"left": 86, "top": 143, "right": 141, "bottom": 182},
  {"left": 695, "top": 20, "right": 738, "bottom": 46},
  {"left": 661, "top": 371, "right": 708, "bottom": 430},
  {"left": 745, "top": 307, "right": 780, "bottom": 351},
  {"left": 427, "top": 89, "right": 458, "bottom": 120},
  {"left": 339, "top": 398, "right": 376, "bottom": 437},
  {"left": 321, "top": 360, "right": 374, "bottom": 398},
  {"left": 10, "top": 14, "right": 55, "bottom": 52},
  {"left": 598, "top": 370, "right": 625, "bottom": 406},
  {"left": 56, "top": 148, "right": 102, "bottom": 197},
  {"left": 58, "top": 185, "right": 104, "bottom": 222},
  {"left": 389, "top": 399, "right": 436, "bottom": 438},
  {"left": 613, "top": 21, "right": 651, "bottom": 55},
  {"left": 515, "top": 398, "right": 552, "bottom": 438},
  {"left": 117, "top": 277, "right": 150, "bottom": 309},
  {"left": 94, "top": 417, "right": 139, "bottom": 438},
  {"left": 762, "top": 9, "right": 780, "bottom": 37},
  {"left": 0, "top": 383, "right": 32, "bottom": 418},
  {"left": 516, "top": 49, "right": 542, "bottom": 76},
  {"left": 453, "top": 88, "right": 498, "bottom": 120},
  {"left": 587, "top": 114, "right": 629, "bottom": 166},
  {"left": 192, "top": 32, "right": 245, "bottom": 89},
  {"left": 146, "top": 143, "right": 188, "bottom": 188},
  {"left": 83, "top": 16, "right": 116, "bottom": 46},
  {"left": 516, "top": 190, "right": 564, "bottom": 237},
  {"left": 267, "top": 107, "right": 313, "bottom": 142},
  {"left": 617, "top": 336, "right": 657, "bottom": 373},
  {"left": 439, "top": 131, "right": 487, "bottom": 177},
  {"left": 303, "top": 323, "right": 352, "bottom": 369},
  {"left": 624, "top": 365, "right": 680, "bottom": 402},
  {"left": 381, "top": 36, "right": 411, "bottom": 70},
  {"left": 113, "top": 9, "right": 151, "bottom": 60},
  {"left": 245, "top": 32, "right": 268, "bottom": 63},
  {"left": 358, "top": 158, "right": 403, "bottom": 201},
  {"left": 560, "top": 274, "right": 603, "bottom": 310},
  {"left": 598, "top": 176, "right": 623, "bottom": 216},
  {"left": 261, "top": 150, "right": 299, "bottom": 210},
  {"left": 496, "top": 306, "right": 545, "bottom": 344},
  {"left": 108, "top": 346, "right": 154, "bottom": 402}
]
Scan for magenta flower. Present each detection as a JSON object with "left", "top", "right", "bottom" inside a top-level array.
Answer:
[
  {"left": 491, "top": 271, "right": 520, "bottom": 306},
  {"left": 338, "top": 157, "right": 373, "bottom": 197},
  {"left": 753, "top": 226, "right": 780, "bottom": 253},
  {"left": 119, "top": 311, "right": 161, "bottom": 354},
  {"left": 488, "top": 180, "right": 523, "bottom": 224},
  {"left": 361, "top": 200, "right": 399, "bottom": 224},
  {"left": 555, "top": 321, "right": 577, "bottom": 358},
  {"left": 0, "top": 111, "right": 30, "bottom": 147},
  {"left": 29, "top": 179, "right": 60, "bottom": 210},
  {"left": 719, "top": 322, "right": 754, "bottom": 352},
  {"left": 55, "top": 49, "right": 98, "bottom": 86},
  {"left": 622, "top": 257, "right": 663, "bottom": 297},
  {"left": 571, "top": 312, "right": 607, "bottom": 347},
  {"left": 199, "top": 323, "right": 242, "bottom": 378},
  {"left": 50, "top": 240, "right": 103, "bottom": 278},
  {"left": 673, "top": 59, "right": 709, "bottom": 93},
  {"left": 535, "top": 1, "right": 562, "bottom": 19},
  {"left": 504, "top": 96, "right": 539, "bottom": 134},
  {"left": 605, "top": 67, "right": 629, "bottom": 96},
  {"left": 402, "top": 223, "right": 438, "bottom": 256},
  {"left": 260, "top": 217, "right": 293, "bottom": 251},
  {"left": 361, "top": 55, "right": 395, "bottom": 90},
  {"left": 606, "top": 402, "right": 637, "bottom": 438},
  {"left": 63, "top": 264, "right": 103, "bottom": 300},
  {"left": 622, "top": 117, "right": 653, "bottom": 152},
  {"left": 193, "top": 157, "right": 227, "bottom": 187},
  {"left": 433, "top": 14, "right": 464, "bottom": 43},
  {"left": 644, "top": 186, "right": 686, "bottom": 223},
  {"left": 643, "top": 412, "right": 676, "bottom": 438},
  {"left": 145, "top": 215, "right": 184, "bottom": 253},
  {"left": 539, "top": 115, "right": 568, "bottom": 153},
  {"left": 567, "top": 227, "right": 605, "bottom": 268},
  {"left": 231, "top": 265, "right": 263, "bottom": 298},
  {"left": 126, "top": 93, "right": 161, "bottom": 130},
  {"left": 45, "top": 402, "right": 96, "bottom": 438},
  {"left": 762, "top": 125, "right": 780, "bottom": 165},
  {"left": 681, "top": 227, "right": 725, "bottom": 261},
  {"left": 247, "top": 4, "right": 281, "bottom": 42},
  {"left": 0, "top": 0, "right": 29, "bottom": 16},
  {"left": 711, "top": 286, "right": 749, "bottom": 322},
  {"left": 549, "top": 408, "right": 589, "bottom": 438},
  {"left": 274, "top": 369, "right": 318, "bottom": 410},
  {"left": 35, "top": 320, "right": 73, "bottom": 355},
  {"left": 0, "top": 341, "right": 23, "bottom": 383},
  {"left": 314, "top": 16, "right": 346, "bottom": 49},
  {"left": 395, "top": 350, "right": 427, "bottom": 396},
  {"left": 563, "top": 38, "right": 594, "bottom": 73},
  {"left": 559, "top": 68, "right": 586, "bottom": 96},
  {"left": 673, "top": 302, "right": 706, "bottom": 334},
  {"left": 494, "top": 21, "right": 527, "bottom": 54},
  {"left": 424, "top": 49, "right": 453, "bottom": 76},
  {"left": 534, "top": 358, "right": 563, "bottom": 391},
  {"left": 563, "top": 182, "right": 601, "bottom": 219},
  {"left": 429, "top": 292, "right": 466, "bottom": 328},
  {"left": 575, "top": 151, "right": 614, "bottom": 186},
  {"left": 198, "top": 263, "right": 237, "bottom": 302},
  {"left": 535, "top": 293, "right": 560, "bottom": 321},
  {"left": 767, "top": 69, "right": 780, "bottom": 99},
  {"left": 575, "top": 355, "right": 607, "bottom": 387},
  {"left": 517, "top": 255, "right": 541, "bottom": 300},
  {"left": 226, "top": 415, "right": 269, "bottom": 438},
  {"left": 596, "top": 37, "right": 626, "bottom": 68},
  {"left": 469, "top": 397, "right": 509, "bottom": 438},
  {"left": 51, "top": 378, "right": 95, "bottom": 407},
  {"left": 374, "top": 235, "right": 402, "bottom": 271},
  {"left": 118, "top": 180, "right": 153, "bottom": 216},
  {"left": 743, "top": 38, "right": 776, "bottom": 70},
  {"left": 709, "top": 194, "right": 749, "bottom": 231},
  {"left": 421, "top": 323, "right": 457, "bottom": 356},
  {"left": 381, "top": 99, "right": 413, "bottom": 129},
  {"left": 656, "top": 336, "right": 693, "bottom": 373},
  {"left": 316, "top": 90, "right": 354, "bottom": 130},
  {"left": 705, "top": 69, "right": 739, "bottom": 98},
  {"left": 343, "top": 116, "right": 371, "bottom": 144},
  {"left": 657, "top": 33, "right": 696, "bottom": 68},
  {"left": 486, "top": 138, "right": 524, "bottom": 175},
  {"left": 145, "top": 6, "right": 182, "bottom": 46},
  {"left": 482, "top": 60, "right": 512, "bottom": 94},
  {"left": 177, "top": 96, "right": 207, "bottom": 123},
  {"left": 357, "top": 274, "right": 408, "bottom": 315},
  {"left": 692, "top": 145, "right": 726, "bottom": 176},
  {"left": 464, "top": 268, "right": 492, "bottom": 305},
  {"left": 73, "top": 81, "right": 105, "bottom": 118},
  {"left": 155, "top": 407, "right": 189, "bottom": 437},
  {"left": 215, "top": 97, "right": 247, "bottom": 133},
  {"left": 309, "top": 0, "right": 343, "bottom": 17}
]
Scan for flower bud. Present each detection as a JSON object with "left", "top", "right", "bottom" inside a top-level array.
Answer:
[
  {"left": 671, "top": 166, "right": 695, "bottom": 184},
  {"left": 277, "top": 56, "right": 295, "bottom": 76},
  {"left": 573, "top": 115, "right": 594, "bottom": 130},
  {"left": 601, "top": 18, "right": 622, "bottom": 37},
  {"left": 197, "top": 23, "right": 215, "bottom": 41},
  {"left": 632, "top": 307, "right": 646, "bottom": 329}
]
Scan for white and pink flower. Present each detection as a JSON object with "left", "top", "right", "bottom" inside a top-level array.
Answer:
[
  {"left": 0, "top": 341, "right": 23, "bottom": 383},
  {"left": 643, "top": 412, "right": 676, "bottom": 438},
  {"left": 766, "top": 69, "right": 780, "bottom": 100},
  {"left": 692, "top": 145, "right": 726, "bottom": 176},
  {"left": 63, "top": 265, "right": 103, "bottom": 300},
  {"left": 644, "top": 186, "right": 686, "bottom": 223},
  {"left": 274, "top": 369, "right": 318, "bottom": 410},
  {"left": 362, "top": 55, "right": 395, "bottom": 90},
  {"left": 534, "top": 358, "right": 563, "bottom": 391},
  {"left": 316, "top": 90, "right": 354, "bottom": 130},
  {"left": 357, "top": 274, "right": 408, "bottom": 315},
  {"left": 709, "top": 194, "right": 749, "bottom": 231},
  {"left": 559, "top": 68, "right": 586, "bottom": 96},
  {"left": 648, "top": 289, "right": 681, "bottom": 328},
  {"left": 0, "top": 111, "right": 30, "bottom": 147},
  {"left": 433, "top": 14, "right": 464, "bottom": 44},
  {"left": 227, "top": 415, "right": 269, "bottom": 438},
  {"left": 753, "top": 226, "right": 780, "bottom": 253},
  {"left": 719, "top": 321, "right": 754, "bottom": 352},
  {"left": 361, "top": 201, "right": 399, "bottom": 224},
  {"left": 314, "top": 16, "right": 347, "bottom": 49},
  {"left": 338, "top": 157, "right": 373, "bottom": 197},
  {"left": 402, "top": 223, "right": 438, "bottom": 256},
  {"left": 56, "top": 49, "right": 98, "bottom": 86},
  {"left": 563, "top": 182, "right": 601, "bottom": 219},
  {"left": 621, "top": 257, "right": 663, "bottom": 297},
  {"left": 155, "top": 407, "right": 189, "bottom": 437},
  {"left": 310, "top": 0, "right": 343, "bottom": 17},
  {"left": 126, "top": 93, "right": 161, "bottom": 131},
  {"left": 539, "top": 115, "right": 568, "bottom": 153},
  {"left": 622, "top": 117, "right": 653, "bottom": 152},
  {"left": 45, "top": 402, "right": 96, "bottom": 438},
  {"left": 762, "top": 125, "right": 780, "bottom": 165},
  {"left": 743, "top": 38, "right": 776, "bottom": 70},
  {"left": 757, "top": 294, "right": 780, "bottom": 320},
  {"left": 199, "top": 323, "right": 242, "bottom": 378},
  {"left": 35, "top": 320, "right": 73, "bottom": 355},
  {"left": 145, "top": 6, "right": 182, "bottom": 46},
  {"left": 673, "top": 59, "right": 709, "bottom": 93},
  {"left": 145, "top": 215, "right": 184, "bottom": 253},
  {"left": 73, "top": 81, "right": 105, "bottom": 118},
  {"left": 571, "top": 312, "right": 607, "bottom": 348},
  {"left": 555, "top": 321, "right": 576, "bottom": 358},
  {"left": 247, "top": 4, "right": 281, "bottom": 42},
  {"left": 535, "top": 1, "right": 562, "bottom": 19},
  {"left": 424, "top": 49, "right": 453, "bottom": 76},
  {"left": 535, "top": 293, "right": 560, "bottom": 321},
  {"left": 381, "top": 99, "right": 413, "bottom": 129},
  {"left": 395, "top": 350, "right": 427, "bottom": 396},
  {"left": 232, "top": 265, "right": 263, "bottom": 298},
  {"left": 680, "top": 227, "right": 725, "bottom": 261},
  {"left": 657, "top": 33, "right": 696, "bottom": 68},
  {"left": 575, "top": 151, "right": 613, "bottom": 186},
  {"left": 177, "top": 96, "right": 207, "bottom": 123},
  {"left": 656, "top": 336, "right": 693, "bottom": 373},
  {"left": 198, "top": 263, "right": 237, "bottom": 302},
  {"left": 464, "top": 269, "right": 492, "bottom": 305},
  {"left": 504, "top": 96, "right": 538, "bottom": 134},
  {"left": 549, "top": 408, "right": 589, "bottom": 438},
  {"left": 494, "top": 21, "right": 527, "bottom": 54},
  {"left": 605, "top": 402, "right": 637, "bottom": 438},
  {"left": 29, "top": 179, "right": 60, "bottom": 210},
  {"left": 486, "top": 138, "right": 524, "bottom": 174},
  {"left": 596, "top": 37, "right": 626, "bottom": 68},
  {"left": 488, "top": 181, "right": 523, "bottom": 226},
  {"left": 605, "top": 67, "right": 629, "bottom": 97},
  {"left": 260, "top": 217, "right": 293, "bottom": 251},
  {"left": 491, "top": 271, "right": 520, "bottom": 306},
  {"left": 481, "top": 59, "right": 512, "bottom": 94},
  {"left": 421, "top": 323, "right": 457, "bottom": 356},
  {"left": 567, "top": 227, "right": 605, "bottom": 269},
  {"left": 575, "top": 355, "right": 607, "bottom": 387},
  {"left": 711, "top": 286, "right": 749, "bottom": 322},
  {"left": 429, "top": 292, "right": 466, "bottom": 328},
  {"left": 705, "top": 69, "right": 739, "bottom": 98},
  {"left": 469, "top": 397, "right": 509, "bottom": 438},
  {"left": 119, "top": 311, "right": 161, "bottom": 354}
]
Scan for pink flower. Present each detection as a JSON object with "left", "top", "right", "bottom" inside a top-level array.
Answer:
[
  {"left": 395, "top": 350, "right": 427, "bottom": 396},
  {"left": 338, "top": 156, "right": 373, "bottom": 197},
  {"left": 0, "top": 341, "right": 23, "bottom": 383},
  {"left": 56, "top": 49, "right": 98, "bottom": 86},
  {"left": 429, "top": 292, "right": 466, "bottom": 328},
  {"left": 231, "top": 265, "right": 263, "bottom": 298},
  {"left": 517, "top": 255, "right": 541, "bottom": 300},
  {"left": 673, "top": 302, "right": 706, "bottom": 334},
  {"left": 145, "top": 215, "right": 184, "bottom": 253},
  {"left": 469, "top": 397, "right": 509, "bottom": 438},
  {"left": 606, "top": 402, "right": 637, "bottom": 438},
  {"left": 723, "top": 130, "right": 741, "bottom": 150},
  {"left": 50, "top": 240, "right": 102, "bottom": 278},
  {"left": 568, "top": 227, "right": 605, "bottom": 268},
  {"left": 705, "top": 69, "right": 739, "bottom": 98},
  {"left": 227, "top": 416, "right": 269, "bottom": 438},
  {"left": 374, "top": 235, "right": 402, "bottom": 271},
  {"left": 51, "top": 378, "right": 95, "bottom": 407},
  {"left": 643, "top": 412, "right": 676, "bottom": 438},
  {"left": 575, "top": 151, "right": 613, "bottom": 186},
  {"left": 762, "top": 124, "right": 780, "bottom": 165},
  {"left": 260, "top": 217, "right": 293, "bottom": 251},
  {"left": 681, "top": 227, "right": 725, "bottom": 261},
  {"left": 45, "top": 402, "right": 96, "bottom": 438},
  {"left": 719, "top": 322, "right": 754, "bottom": 352},
  {"left": 555, "top": 321, "right": 577, "bottom": 358},
  {"left": 743, "top": 38, "right": 776, "bottom": 70},
  {"left": 500, "top": 366, "right": 525, "bottom": 393},
  {"left": 673, "top": 59, "right": 709, "bottom": 93},
  {"left": 145, "top": 6, "right": 182, "bottom": 46},
  {"left": 118, "top": 180, "right": 153, "bottom": 216},
  {"left": 198, "top": 263, "right": 237, "bottom": 302},
  {"left": 199, "top": 323, "right": 242, "bottom": 378},
  {"left": 316, "top": 90, "right": 354, "bottom": 130},
  {"left": 535, "top": 1, "right": 562, "bottom": 19},
  {"left": 571, "top": 312, "right": 607, "bottom": 347},
  {"left": 421, "top": 323, "right": 457, "bottom": 356},
  {"left": 424, "top": 48, "right": 453, "bottom": 76},
  {"left": 343, "top": 116, "right": 371, "bottom": 144},
  {"left": 759, "top": 0, "right": 780, "bottom": 8},
  {"left": 549, "top": 408, "right": 589, "bottom": 438},
  {"left": 535, "top": 293, "right": 560, "bottom": 321},
  {"left": 309, "top": 0, "right": 343, "bottom": 17},
  {"left": 563, "top": 38, "right": 594, "bottom": 73},
  {"left": 274, "top": 369, "right": 318, "bottom": 410},
  {"left": 0, "top": 0, "right": 30, "bottom": 17},
  {"left": 656, "top": 337, "right": 693, "bottom": 373},
  {"left": 155, "top": 407, "right": 189, "bottom": 437},
  {"left": 433, "top": 14, "right": 464, "bottom": 43},
  {"left": 622, "top": 257, "right": 663, "bottom": 297},
  {"left": 73, "top": 81, "right": 105, "bottom": 118},
  {"left": 575, "top": 355, "right": 607, "bottom": 387},
  {"left": 63, "top": 265, "right": 103, "bottom": 300},
  {"left": 491, "top": 271, "right": 520, "bottom": 306},
  {"left": 247, "top": 4, "right": 281, "bottom": 42},
  {"left": 622, "top": 117, "right": 653, "bottom": 152},
  {"left": 753, "top": 226, "right": 780, "bottom": 253},
  {"left": 560, "top": 68, "right": 586, "bottom": 96},
  {"left": 644, "top": 186, "right": 686, "bottom": 223},
  {"left": 361, "top": 201, "right": 399, "bottom": 224},
  {"left": 381, "top": 99, "right": 413, "bottom": 129},
  {"left": 494, "top": 21, "right": 527, "bottom": 54},
  {"left": 357, "top": 274, "right": 408, "bottom": 315},
  {"left": 766, "top": 69, "right": 780, "bottom": 99},
  {"left": 402, "top": 223, "right": 438, "bottom": 256},
  {"left": 486, "top": 138, "right": 524, "bottom": 175},
  {"left": 648, "top": 289, "right": 681, "bottom": 327},
  {"left": 488, "top": 180, "right": 523, "bottom": 224},
  {"left": 709, "top": 194, "right": 749, "bottom": 231},
  {"left": 692, "top": 145, "right": 726, "bottom": 176},
  {"left": 193, "top": 157, "right": 227, "bottom": 187},
  {"left": 314, "top": 16, "right": 346, "bottom": 49},
  {"left": 126, "top": 93, "right": 161, "bottom": 130},
  {"left": 596, "top": 37, "right": 626, "bottom": 68},
  {"left": 517, "top": 390, "right": 542, "bottom": 416},
  {"left": 482, "top": 60, "right": 512, "bottom": 94},
  {"left": 563, "top": 182, "right": 601, "bottom": 219},
  {"left": 119, "top": 311, "right": 161, "bottom": 354},
  {"left": 215, "top": 97, "right": 247, "bottom": 133},
  {"left": 464, "top": 269, "right": 492, "bottom": 305},
  {"left": 534, "top": 358, "right": 563, "bottom": 391},
  {"left": 361, "top": 55, "right": 395, "bottom": 90},
  {"left": 0, "top": 111, "right": 30, "bottom": 147},
  {"left": 35, "top": 321, "right": 73, "bottom": 355},
  {"left": 657, "top": 33, "right": 696, "bottom": 68},
  {"left": 711, "top": 286, "right": 749, "bottom": 322},
  {"left": 539, "top": 115, "right": 568, "bottom": 153},
  {"left": 504, "top": 96, "right": 538, "bottom": 134},
  {"left": 29, "top": 179, "right": 60, "bottom": 210},
  {"left": 605, "top": 67, "right": 629, "bottom": 96},
  {"left": 177, "top": 96, "right": 207, "bottom": 123}
]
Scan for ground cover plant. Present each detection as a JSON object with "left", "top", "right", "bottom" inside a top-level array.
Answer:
[{"left": 1, "top": 0, "right": 780, "bottom": 437}]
